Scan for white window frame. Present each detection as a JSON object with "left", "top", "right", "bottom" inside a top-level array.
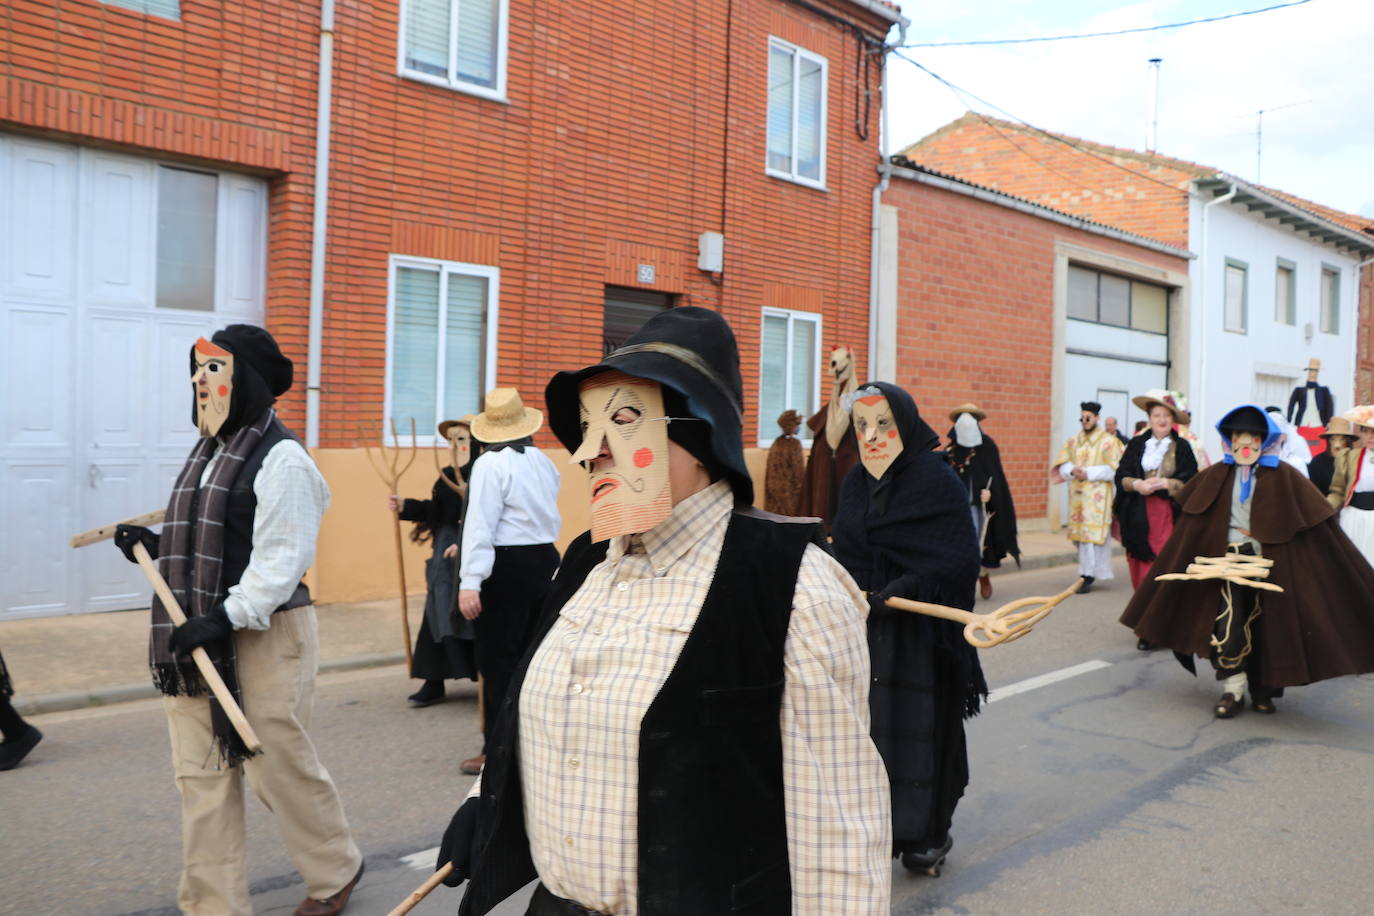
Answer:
[
  {"left": 397, "top": 0, "right": 510, "bottom": 103},
  {"left": 765, "top": 37, "right": 828, "bottom": 191},
  {"left": 1223, "top": 257, "right": 1248, "bottom": 334},
  {"left": 1274, "top": 258, "right": 1296, "bottom": 326},
  {"left": 384, "top": 255, "right": 500, "bottom": 446},
  {"left": 757, "top": 306, "right": 823, "bottom": 448},
  {"left": 1320, "top": 263, "right": 1341, "bottom": 335}
]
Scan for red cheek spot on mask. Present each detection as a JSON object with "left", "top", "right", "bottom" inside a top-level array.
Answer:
[
  {"left": 887, "top": 430, "right": 897, "bottom": 439},
  {"left": 217, "top": 385, "right": 228, "bottom": 397},
  {"left": 633, "top": 447, "right": 655, "bottom": 468}
]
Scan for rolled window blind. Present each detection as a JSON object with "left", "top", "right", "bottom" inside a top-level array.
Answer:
[
  {"left": 796, "top": 57, "right": 824, "bottom": 181},
  {"left": 103, "top": 0, "right": 181, "bottom": 21},
  {"left": 393, "top": 267, "right": 442, "bottom": 432},
  {"left": 405, "top": 0, "right": 451, "bottom": 77},
  {"left": 767, "top": 46, "right": 794, "bottom": 173},
  {"left": 444, "top": 273, "right": 488, "bottom": 420},
  {"left": 456, "top": 0, "right": 499, "bottom": 88}
]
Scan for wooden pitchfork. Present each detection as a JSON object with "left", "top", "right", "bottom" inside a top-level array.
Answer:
[
  {"left": 1155, "top": 555, "right": 1284, "bottom": 592},
  {"left": 365, "top": 418, "right": 420, "bottom": 674},
  {"left": 69, "top": 510, "right": 263, "bottom": 753},
  {"left": 886, "top": 577, "right": 1084, "bottom": 648}
]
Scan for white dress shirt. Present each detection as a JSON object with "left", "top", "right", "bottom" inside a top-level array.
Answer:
[
  {"left": 198, "top": 438, "right": 330, "bottom": 631},
  {"left": 468, "top": 481, "right": 891, "bottom": 914},
  {"left": 459, "top": 447, "right": 563, "bottom": 590}
]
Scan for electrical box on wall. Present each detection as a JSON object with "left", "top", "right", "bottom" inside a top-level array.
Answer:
[{"left": 698, "top": 231, "right": 724, "bottom": 273}]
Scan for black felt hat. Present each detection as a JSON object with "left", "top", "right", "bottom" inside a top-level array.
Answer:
[
  {"left": 545, "top": 306, "right": 752, "bottom": 504},
  {"left": 1218, "top": 405, "right": 1269, "bottom": 435}
]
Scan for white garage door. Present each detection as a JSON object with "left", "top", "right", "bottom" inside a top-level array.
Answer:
[{"left": 1, "top": 135, "right": 267, "bottom": 619}]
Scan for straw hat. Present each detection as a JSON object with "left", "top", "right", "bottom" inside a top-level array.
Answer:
[
  {"left": 1343, "top": 405, "right": 1374, "bottom": 432},
  {"left": 469, "top": 389, "right": 544, "bottom": 443},
  {"left": 1320, "top": 416, "right": 1355, "bottom": 439},
  {"left": 948, "top": 402, "right": 987, "bottom": 423},
  {"left": 436, "top": 414, "right": 476, "bottom": 440},
  {"left": 1132, "top": 388, "right": 1187, "bottom": 426}
]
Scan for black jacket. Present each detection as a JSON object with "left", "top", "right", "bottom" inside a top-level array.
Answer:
[{"left": 1286, "top": 384, "right": 1333, "bottom": 426}]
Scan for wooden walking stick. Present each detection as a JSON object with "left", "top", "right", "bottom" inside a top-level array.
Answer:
[
  {"left": 886, "top": 577, "right": 1084, "bottom": 649},
  {"left": 69, "top": 513, "right": 263, "bottom": 753},
  {"left": 366, "top": 418, "right": 421, "bottom": 674},
  {"left": 387, "top": 864, "right": 454, "bottom": 916},
  {"left": 1155, "top": 555, "right": 1284, "bottom": 592}
]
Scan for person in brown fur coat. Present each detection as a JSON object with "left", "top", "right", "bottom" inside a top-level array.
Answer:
[{"left": 765, "top": 409, "right": 805, "bottom": 516}]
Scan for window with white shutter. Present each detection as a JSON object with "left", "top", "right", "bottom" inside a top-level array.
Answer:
[
  {"left": 101, "top": 0, "right": 180, "bottom": 20},
  {"left": 766, "top": 39, "right": 827, "bottom": 188},
  {"left": 387, "top": 256, "right": 498, "bottom": 444},
  {"left": 1320, "top": 265, "right": 1341, "bottom": 334},
  {"left": 758, "top": 307, "right": 822, "bottom": 446},
  {"left": 400, "top": 0, "right": 508, "bottom": 100},
  {"left": 1224, "top": 259, "right": 1248, "bottom": 334}
]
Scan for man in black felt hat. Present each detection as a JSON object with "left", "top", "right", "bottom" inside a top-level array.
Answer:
[
  {"left": 112, "top": 325, "right": 364, "bottom": 916},
  {"left": 433, "top": 306, "right": 891, "bottom": 916}
]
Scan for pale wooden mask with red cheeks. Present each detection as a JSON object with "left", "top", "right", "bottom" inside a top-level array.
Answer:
[
  {"left": 853, "top": 395, "right": 903, "bottom": 479},
  {"left": 1230, "top": 431, "right": 1263, "bottom": 466},
  {"left": 191, "top": 337, "right": 233, "bottom": 438},
  {"left": 446, "top": 425, "right": 472, "bottom": 469},
  {"left": 571, "top": 371, "right": 673, "bottom": 542}
]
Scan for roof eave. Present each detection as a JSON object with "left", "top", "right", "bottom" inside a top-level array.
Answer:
[{"left": 1196, "top": 175, "right": 1374, "bottom": 257}]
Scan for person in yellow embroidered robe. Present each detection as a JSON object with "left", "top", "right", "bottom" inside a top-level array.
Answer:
[{"left": 1053, "top": 400, "right": 1124, "bottom": 592}]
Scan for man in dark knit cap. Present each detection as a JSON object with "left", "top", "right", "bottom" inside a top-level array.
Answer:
[
  {"left": 433, "top": 306, "right": 890, "bottom": 916},
  {"left": 113, "top": 325, "right": 363, "bottom": 916}
]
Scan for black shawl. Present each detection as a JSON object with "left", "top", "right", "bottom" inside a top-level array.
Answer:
[
  {"left": 400, "top": 463, "right": 472, "bottom": 544},
  {"left": 831, "top": 382, "right": 987, "bottom": 854},
  {"left": 1113, "top": 430, "right": 1198, "bottom": 563},
  {"left": 945, "top": 431, "right": 1021, "bottom": 568}
]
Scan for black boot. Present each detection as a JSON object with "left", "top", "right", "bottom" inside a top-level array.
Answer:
[
  {"left": 0, "top": 725, "right": 42, "bottom": 771},
  {"left": 407, "top": 679, "right": 447, "bottom": 708},
  {"left": 1078, "top": 575, "right": 1094, "bottom": 594},
  {"left": 900, "top": 835, "right": 953, "bottom": 877}
]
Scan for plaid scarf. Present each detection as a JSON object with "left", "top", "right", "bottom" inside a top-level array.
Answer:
[{"left": 149, "top": 409, "right": 273, "bottom": 766}]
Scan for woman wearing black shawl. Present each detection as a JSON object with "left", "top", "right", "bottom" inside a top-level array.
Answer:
[
  {"left": 945, "top": 403, "right": 1021, "bottom": 599},
  {"left": 390, "top": 421, "right": 482, "bottom": 707},
  {"left": 832, "top": 382, "right": 988, "bottom": 875}
]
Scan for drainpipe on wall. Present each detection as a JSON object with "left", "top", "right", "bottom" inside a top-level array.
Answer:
[
  {"left": 305, "top": 0, "right": 337, "bottom": 449},
  {"left": 1195, "top": 181, "right": 1235, "bottom": 442},
  {"left": 867, "top": 17, "right": 905, "bottom": 381}
]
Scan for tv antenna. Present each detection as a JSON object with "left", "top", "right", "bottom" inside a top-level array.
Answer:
[{"left": 1241, "top": 100, "right": 1310, "bottom": 182}]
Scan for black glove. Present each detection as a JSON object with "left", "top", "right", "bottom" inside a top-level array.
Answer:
[
  {"left": 114, "top": 524, "right": 160, "bottom": 564},
  {"left": 870, "top": 574, "right": 922, "bottom": 615},
  {"left": 167, "top": 605, "right": 234, "bottom": 656},
  {"left": 437, "top": 796, "right": 480, "bottom": 887}
]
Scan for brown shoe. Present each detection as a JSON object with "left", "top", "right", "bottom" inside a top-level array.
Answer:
[
  {"left": 1252, "top": 697, "right": 1277, "bottom": 714},
  {"left": 1214, "top": 693, "right": 1243, "bottom": 719},
  {"left": 978, "top": 574, "right": 992, "bottom": 600},
  {"left": 460, "top": 754, "right": 486, "bottom": 776},
  {"left": 294, "top": 862, "right": 363, "bottom": 916}
]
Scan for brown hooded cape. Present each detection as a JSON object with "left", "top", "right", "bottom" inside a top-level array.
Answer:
[
  {"left": 1120, "top": 461, "right": 1374, "bottom": 688},
  {"left": 799, "top": 402, "right": 860, "bottom": 528}
]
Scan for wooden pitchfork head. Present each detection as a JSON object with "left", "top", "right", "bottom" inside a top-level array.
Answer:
[
  {"left": 431, "top": 437, "right": 465, "bottom": 496},
  {"left": 1155, "top": 555, "right": 1284, "bottom": 592},
  {"left": 363, "top": 418, "right": 420, "bottom": 495},
  {"left": 886, "top": 577, "right": 1084, "bottom": 649}
]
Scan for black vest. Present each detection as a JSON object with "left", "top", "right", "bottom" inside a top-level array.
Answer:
[
  {"left": 462, "top": 509, "right": 824, "bottom": 916},
  {"left": 218, "top": 417, "right": 311, "bottom": 610}
]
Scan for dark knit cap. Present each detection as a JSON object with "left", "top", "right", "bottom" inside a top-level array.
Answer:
[{"left": 211, "top": 324, "right": 293, "bottom": 397}]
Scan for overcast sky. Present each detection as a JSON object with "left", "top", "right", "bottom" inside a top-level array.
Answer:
[{"left": 885, "top": 0, "right": 1374, "bottom": 218}]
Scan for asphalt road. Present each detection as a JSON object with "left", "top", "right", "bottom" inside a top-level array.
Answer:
[{"left": 3, "top": 558, "right": 1371, "bottom": 915}]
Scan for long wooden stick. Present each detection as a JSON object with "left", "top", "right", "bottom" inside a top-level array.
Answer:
[
  {"left": 131, "top": 542, "right": 263, "bottom": 752},
  {"left": 386, "top": 864, "right": 453, "bottom": 916},
  {"left": 368, "top": 418, "right": 420, "bottom": 675},
  {"left": 69, "top": 509, "right": 166, "bottom": 549}
]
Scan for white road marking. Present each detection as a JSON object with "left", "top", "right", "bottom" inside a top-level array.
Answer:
[
  {"left": 401, "top": 846, "right": 441, "bottom": 870},
  {"left": 987, "top": 659, "right": 1112, "bottom": 704}
]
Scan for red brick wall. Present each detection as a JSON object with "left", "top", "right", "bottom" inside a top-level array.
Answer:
[
  {"left": 885, "top": 175, "right": 1189, "bottom": 521},
  {"left": 318, "top": 0, "right": 890, "bottom": 446},
  {"left": 904, "top": 114, "right": 1197, "bottom": 251},
  {"left": 2, "top": 0, "right": 892, "bottom": 447}
]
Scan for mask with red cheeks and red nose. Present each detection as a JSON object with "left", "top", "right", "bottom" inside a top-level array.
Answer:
[
  {"left": 191, "top": 337, "right": 234, "bottom": 437},
  {"left": 852, "top": 395, "right": 903, "bottom": 479}
]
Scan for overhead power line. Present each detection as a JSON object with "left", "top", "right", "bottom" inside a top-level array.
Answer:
[{"left": 900, "top": 0, "right": 1314, "bottom": 48}]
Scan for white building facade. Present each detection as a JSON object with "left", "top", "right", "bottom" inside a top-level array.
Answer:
[{"left": 1184, "top": 176, "right": 1374, "bottom": 457}]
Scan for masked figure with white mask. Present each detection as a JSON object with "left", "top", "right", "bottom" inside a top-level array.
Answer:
[
  {"left": 433, "top": 307, "right": 891, "bottom": 916},
  {"left": 110, "top": 325, "right": 364, "bottom": 916},
  {"left": 1122, "top": 406, "right": 1374, "bottom": 720},
  {"left": 943, "top": 403, "right": 1020, "bottom": 600},
  {"left": 832, "top": 382, "right": 987, "bottom": 877}
]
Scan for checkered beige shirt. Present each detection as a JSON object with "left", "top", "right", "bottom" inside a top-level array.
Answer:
[{"left": 511, "top": 480, "right": 891, "bottom": 914}]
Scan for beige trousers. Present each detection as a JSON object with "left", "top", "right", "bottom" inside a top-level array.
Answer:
[{"left": 163, "top": 606, "right": 362, "bottom": 916}]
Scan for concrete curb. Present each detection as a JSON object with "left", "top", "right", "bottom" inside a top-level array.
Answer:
[{"left": 14, "top": 650, "right": 408, "bottom": 717}]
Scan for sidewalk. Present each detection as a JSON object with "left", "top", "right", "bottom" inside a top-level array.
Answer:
[{"left": 4, "top": 530, "right": 1107, "bottom": 715}]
